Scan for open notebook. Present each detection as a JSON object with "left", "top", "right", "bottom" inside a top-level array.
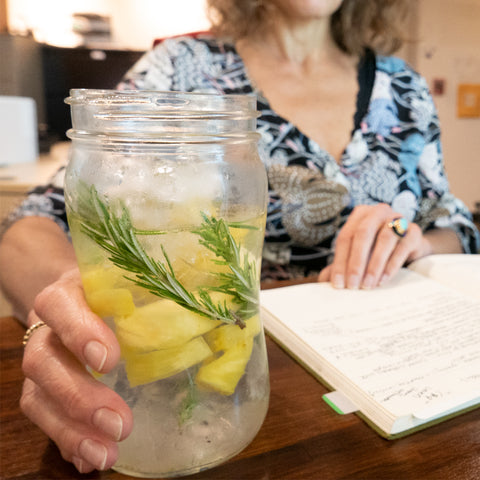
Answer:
[{"left": 260, "top": 255, "right": 480, "bottom": 439}]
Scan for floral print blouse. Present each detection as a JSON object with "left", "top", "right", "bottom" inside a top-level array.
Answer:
[{"left": 4, "top": 34, "right": 479, "bottom": 281}]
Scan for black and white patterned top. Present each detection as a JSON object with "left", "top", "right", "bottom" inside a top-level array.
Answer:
[{"left": 3, "top": 34, "right": 479, "bottom": 281}]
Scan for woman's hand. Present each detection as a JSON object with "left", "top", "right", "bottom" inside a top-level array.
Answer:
[
  {"left": 20, "top": 268, "right": 133, "bottom": 473},
  {"left": 318, "top": 204, "right": 433, "bottom": 289}
]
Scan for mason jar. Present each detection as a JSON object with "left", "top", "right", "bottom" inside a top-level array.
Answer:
[{"left": 64, "top": 89, "right": 270, "bottom": 478}]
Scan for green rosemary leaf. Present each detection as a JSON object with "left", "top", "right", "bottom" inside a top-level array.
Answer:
[
  {"left": 178, "top": 371, "right": 198, "bottom": 425},
  {"left": 75, "top": 184, "right": 259, "bottom": 327}
]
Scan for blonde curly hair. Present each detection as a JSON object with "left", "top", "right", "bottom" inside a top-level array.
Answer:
[{"left": 206, "top": 0, "right": 412, "bottom": 55}]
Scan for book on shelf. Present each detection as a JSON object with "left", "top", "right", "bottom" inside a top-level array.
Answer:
[{"left": 260, "top": 254, "right": 480, "bottom": 439}]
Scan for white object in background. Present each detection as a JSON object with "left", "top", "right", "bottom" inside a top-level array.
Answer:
[{"left": 0, "top": 96, "right": 38, "bottom": 166}]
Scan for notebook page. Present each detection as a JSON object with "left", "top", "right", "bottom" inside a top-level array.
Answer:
[{"left": 260, "top": 269, "right": 480, "bottom": 418}]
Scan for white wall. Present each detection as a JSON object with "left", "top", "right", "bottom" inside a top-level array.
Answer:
[
  {"left": 6, "top": 0, "right": 211, "bottom": 50},
  {"left": 416, "top": 0, "right": 480, "bottom": 211},
  {"left": 7, "top": 0, "right": 112, "bottom": 46},
  {"left": 109, "top": 0, "right": 211, "bottom": 50}
]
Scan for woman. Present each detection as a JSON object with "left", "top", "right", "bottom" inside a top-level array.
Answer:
[
  {"left": 0, "top": 0, "right": 478, "bottom": 473},
  {"left": 117, "top": 0, "right": 478, "bottom": 287}
]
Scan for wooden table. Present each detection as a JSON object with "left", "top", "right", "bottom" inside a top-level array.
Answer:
[{"left": 1, "top": 315, "right": 479, "bottom": 480}]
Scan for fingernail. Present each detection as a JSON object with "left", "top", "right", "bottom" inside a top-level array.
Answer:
[
  {"left": 79, "top": 438, "right": 108, "bottom": 471},
  {"left": 332, "top": 274, "right": 344, "bottom": 289},
  {"left": 379, "top": 274, "right": 390, "bottom": 286},
  {"left": 361, "top": 274, "right": 375, "bottom": 290},
  {"left": 347, "top": 274, "right": 360, "bottom": 289},
  {"left": 93, "top": 408, "right": 123, "bottom": 441},
  {"left": 72, "top": 456, "right": 85, "bottom": 473},
  {"left": 84, "top": 341, "right": 107, "bottom": 372}
]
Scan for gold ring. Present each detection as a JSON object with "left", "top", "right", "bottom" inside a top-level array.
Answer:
[
  {"left": 387, "top": 217, "right": 409, "bottom": 238},
  {"left": 23, "top": 321, "right": 47, "bottom": 346}
]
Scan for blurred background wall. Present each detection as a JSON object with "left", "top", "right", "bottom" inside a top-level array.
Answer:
[
  {"left": 415, "top": 0, "right": 480, "bottom": 213},
  {"left": 5, "top": 0, "right": 210, "bottom": 49}
]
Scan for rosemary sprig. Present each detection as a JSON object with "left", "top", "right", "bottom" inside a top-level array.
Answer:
[
  {"left": 193, "top": 214, "right": 259, "bottom": 319},
  {"left": 75, "top": 184, "right": 259, "bottom": 327},
  {"left": 178, "top": 370, "right": 198, "bottom": 426}
]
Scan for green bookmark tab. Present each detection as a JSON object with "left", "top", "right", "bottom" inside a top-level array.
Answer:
[{"left": 323, "top": 391, "right": 358, "bottom": 415}]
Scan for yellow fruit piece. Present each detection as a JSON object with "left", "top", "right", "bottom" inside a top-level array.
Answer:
[
  {"left": 204, "top": 315, "right": 261, "bottom": 352},
  {"left": 115, "top": 299, "right": 221, "bottom": 353},
  {"left": 229, "top": 212, "right": 267, "bottom": 255},
  {"left": 82, "top": 267, "right": 121, "bottom": 293},
  {"left": 229, "top": 226, "right": 249, "bottom": 248},
  {"left": 196, "top": 337, "right": 254, "bottom": 395},
  {"left": 82, "top": 266, "right": 155, "bottom": 311},
  {"left": 82, "top": 265, "right": 144, "bottom": 292},
  {"left": 86, "top": 288, "right": 135, "bottom": 317},
  {"left": 124, "top": 336, "right": 213, "bottom": 387}
]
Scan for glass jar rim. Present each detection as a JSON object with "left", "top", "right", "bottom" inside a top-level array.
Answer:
[
  {"left": 65, "top": 89, "right": 260, "bottom": 141},
  {"left": 65, "top": 89, "right": 258, "bottom": 118}
]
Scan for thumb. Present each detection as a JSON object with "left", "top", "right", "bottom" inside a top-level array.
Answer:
[{"left": 33, "top": 268, "right": 120, "bottom": 373}]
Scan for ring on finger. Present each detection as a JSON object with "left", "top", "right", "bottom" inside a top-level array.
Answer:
[
  {"left": 387, "top": 217, "right": 409, "bottom": 238},
  {"left": 23, "top": 321, "right": 47, "bottom": 346}
]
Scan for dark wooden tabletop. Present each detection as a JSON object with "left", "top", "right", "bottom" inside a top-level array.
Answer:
[{"left": 1, "top": 315, "right": 479, "bottom": 480}]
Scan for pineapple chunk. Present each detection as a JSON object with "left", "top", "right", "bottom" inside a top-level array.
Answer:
[
  {"left": 82, "top": 266, "right": 148, "bottom": 298},
  {"left": 82, "top": 267, "right": 120, "bottom": 293},
  {"left": 85, "top": 288, "right": 135, "bottom": 317},
  {"left": 124, "top": 336, "right": 213, "bottom": 387},
  {"left": 204, "top": 315, "right": 261, "bottom": 352},
  {"left": 115, "top": 299, "right": 220, "bottom": 353},
  {"left": 196, "top": 337, "right": 254, "bottom": 395}
]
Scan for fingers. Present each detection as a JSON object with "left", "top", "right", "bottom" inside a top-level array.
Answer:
[
  {"left": 21, "top": 319, "right": 133, "bottom": 472},
  {"left": 363, "top": 222, "right": 422, "bottom": 287},
  {"left": 22, "top": 322, "right": 132, "bottom": 439},
  {"left": 327, "top": 204, "right": 425, "bottom": 290},
  {"left": 22, "top": 268, "right": 134, "bottom": 473},
  {"left": 32, "top": 268, "right": 120, "bottom": 373},
  {"left": 317, "top": 264, "right": 332, "bottom": 282},
  {"left": 330, "top": 204, "right": 393, "bottom": 289},
  {"left": 21, "top": 378, "right": 118, "bottom": 472}
]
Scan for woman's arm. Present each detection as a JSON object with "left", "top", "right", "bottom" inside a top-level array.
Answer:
[
  {"left": 422, "top": 226, "right": 464, "bottom": 254},
  {"left": 0, "top": 217, "right": 78, "bottom": 323}
]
